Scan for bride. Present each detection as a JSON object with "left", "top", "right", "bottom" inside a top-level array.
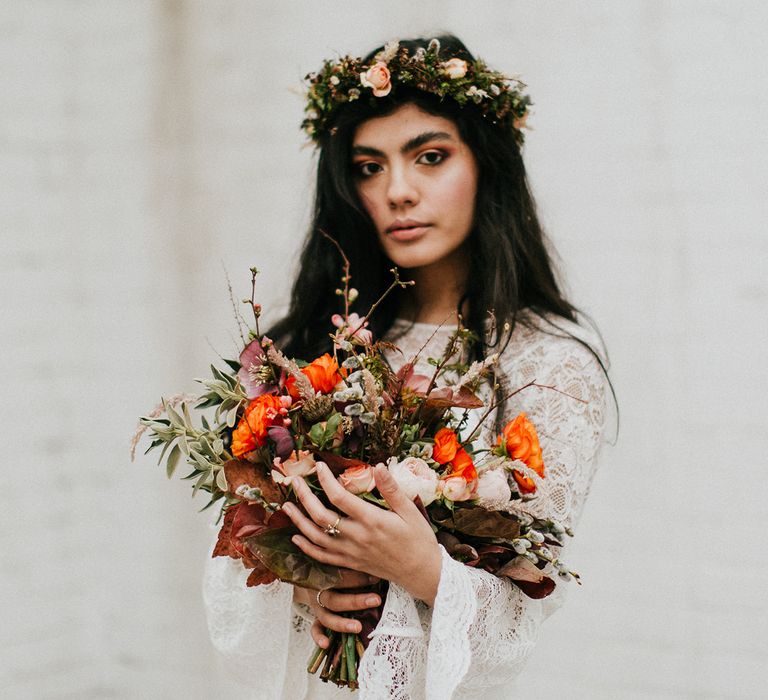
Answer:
[{"left": 203, "top": 34, "right": 613, "bottom": 699}]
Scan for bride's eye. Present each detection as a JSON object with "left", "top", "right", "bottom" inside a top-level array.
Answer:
[
  {"left": 417, "top": 150, "right": 447, "bottom": 166},
  {"left": 355, "top": 161, "right": 382, "bottom": 177}
]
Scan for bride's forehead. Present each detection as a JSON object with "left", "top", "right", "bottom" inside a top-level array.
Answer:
[{"left": 353, "top": 104, "right": 459, "bottom": 146}]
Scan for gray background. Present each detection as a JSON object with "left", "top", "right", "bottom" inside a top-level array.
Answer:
[{"left": 2, "top": 1, "right": 766, "bottom": 698}]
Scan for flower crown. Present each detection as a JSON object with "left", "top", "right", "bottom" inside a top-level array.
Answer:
[{"left": 302, "top": 38, "right": 533, "bottom": 145}]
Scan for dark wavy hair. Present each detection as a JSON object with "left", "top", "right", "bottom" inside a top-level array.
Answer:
[{"left": 268, "top": 34, "right": 615, "bottom": 427}]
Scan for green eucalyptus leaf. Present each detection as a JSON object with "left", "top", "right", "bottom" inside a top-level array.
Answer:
[
  {"left": 166, "top": 444, "right": 182, "bottom": 479},
  {"left": 215, "top": 468, "right": 228, "bottom": 492},
  {"left": 165, "top": 403, "right": 185, "bottom": 429},
  {"left": 226, "top": 406, "right": 239, "bottom": 428},
  {"left": 192, "top": 470, "right": 209, "bottom": 497},
  {"left": 223, "top": 358, "right": 241, "bottom": 373}
]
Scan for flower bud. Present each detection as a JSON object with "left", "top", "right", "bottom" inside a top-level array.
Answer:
[{"left": 512, "top": 539, "right": 528, "bottom": 555}]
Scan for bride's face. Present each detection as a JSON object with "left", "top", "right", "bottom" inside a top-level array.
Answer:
[{"left": 351, "top": 103, "right": 478, "bottom": 270}]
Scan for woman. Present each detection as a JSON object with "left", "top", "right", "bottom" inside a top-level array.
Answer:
[{"left": 203, "top": 35, "right": 613, "bottom": 699}]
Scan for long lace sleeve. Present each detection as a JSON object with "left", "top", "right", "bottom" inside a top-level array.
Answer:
[
  {"left": 201, "top": 537, "right": 316, "bottom": 699},
  {"left": 367, "top": 318, "right": 610, "bottom": 700},
  {"left": 427, "top": 320, "right": 610, "bottom": 698}
]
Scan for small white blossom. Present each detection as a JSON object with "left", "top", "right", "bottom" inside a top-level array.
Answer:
[{"left": 466, "top": 86, "right": 489, "bottom": 103}]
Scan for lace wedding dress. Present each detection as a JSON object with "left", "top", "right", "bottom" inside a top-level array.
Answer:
[{"left": 203, "top": 314, "right": 611, "bottom": 699}]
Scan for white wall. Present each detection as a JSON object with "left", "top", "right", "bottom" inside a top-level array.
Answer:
[{"left": 2, "top": 1, "right": 766, "bottom": 698}]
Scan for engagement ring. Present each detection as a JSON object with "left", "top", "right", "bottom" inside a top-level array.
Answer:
[{"left": 323, "top": 516, "right": 342, "bottom": 537}]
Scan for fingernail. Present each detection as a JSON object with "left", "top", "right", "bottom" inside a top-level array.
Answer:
[
  {"left": 348, "top": 622, "right": 361, "bottom": 633},
  {"left": 366, "top": 596, "right": 379, "bottom": 607},
  {"left": 282, "top": 503, "right": 293, "bottom": 515}
]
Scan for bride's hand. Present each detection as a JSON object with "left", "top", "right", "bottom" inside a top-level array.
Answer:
[
  {"left": 283, "top": 462, "right": 442, "bottom": 605},
  {"left": 292, "top": 569, "right": 381, "bottom": 649}
]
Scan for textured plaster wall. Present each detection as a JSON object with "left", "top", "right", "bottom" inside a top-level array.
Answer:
[{"left": 2, "top": 1, "right": 766, "bottom": 698}]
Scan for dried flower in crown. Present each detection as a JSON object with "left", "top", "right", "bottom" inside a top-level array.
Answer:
[{"left": 301, "top": 39, "right": 533, "bottom": 146}]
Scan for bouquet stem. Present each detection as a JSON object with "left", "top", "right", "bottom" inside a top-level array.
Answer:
[{"left": 309, "top": 629, "right": 361, "bottom": 688}]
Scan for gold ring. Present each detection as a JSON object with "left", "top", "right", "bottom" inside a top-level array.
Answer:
[
  {"left": 323, "top": 516, "right": 342, "bottom": 537},
  {"left": 316, "top": 589, "right": 328, "bottom": 609}
]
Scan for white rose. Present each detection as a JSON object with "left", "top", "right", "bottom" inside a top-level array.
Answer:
[
  {"left": 442, "top": 57, "right": 468, "bottom": 79},
  {"left": 476, "top": 469, "right": 512, "bottom": 509},
  {"left": 387, "top": 456, "right": 439, "bottom": 506}
]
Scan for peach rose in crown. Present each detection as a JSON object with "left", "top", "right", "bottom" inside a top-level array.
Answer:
[
  {"left": 339, "top": 464, "right": 377, "bottom": 495},
  {"left": 360, "top": 61, "right": 392, "bottom": 97},
  {"left": 442, "top": 58, "right": 468, "bottom": 79},
  {"left": 387, "top": 456, "right": 439, "bottom": 506}
]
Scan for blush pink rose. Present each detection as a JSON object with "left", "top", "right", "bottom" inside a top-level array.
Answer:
[
  {"left": 360, "top": 61, "right": 392, "bottom": 97},
  {"left": 271, "top": 450, "right": 318, "bottom": 486},
  {"left": 439, "top": 475, "right": 475, "bottom": 502},
  {"left": 339, "top": 464, "right": 377, "bottom": 495},
  {"left": 387, "top": 456, "right": 439, "bottom": 506}
]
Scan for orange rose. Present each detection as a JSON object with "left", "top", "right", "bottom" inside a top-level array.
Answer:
[
  {"left": 512, "top": 468, "right": 537, "bottom": 495},
  {"left": 231, "top": 394, "right": 284, "bottom": 457},
  {"left": 446, "top": 447, "right": 477, "bottom": 483},
  {"left": 432, "top": 427, "right": 460, "bottom": 464},
  {"left": 497, "top": 412, "right": 544, "bottom": 477},
  {"left": 286, "top": 353, "right": 342, "bottom": 398}
]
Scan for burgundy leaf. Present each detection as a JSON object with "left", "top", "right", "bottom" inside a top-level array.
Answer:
[
  {"left": 497, "top": 556, "right": 556, "bottom": 599},
  {"left": 222, "top": 459, "right": 283, "bottom": 503}
]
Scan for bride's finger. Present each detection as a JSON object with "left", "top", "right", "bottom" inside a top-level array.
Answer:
[
  {"left": 291, "top": 475, "right": 340, "bottom": 529},
  {"left": 310, "top": 620, "right": 329, "bottom": 648},
  {"left": 337, "top": 569, "right": 380, "bottom": 588},
  {"left": 313, "top": 606, "right": 363, "bottom": 635},
  {"left": 318, "top": 588, "right": 381, "bottom": 612},
  {"left": 282, "top": 501, "right": 337, "bottom": 548}
]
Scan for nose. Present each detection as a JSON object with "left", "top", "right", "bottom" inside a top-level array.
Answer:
[{"left": 386, "top": 162, "right": 419, "bottom": 209}]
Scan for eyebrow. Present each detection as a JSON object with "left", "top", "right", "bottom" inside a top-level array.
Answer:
[{"left": 352, "top": 131, "right": 455, "bottom": 157}]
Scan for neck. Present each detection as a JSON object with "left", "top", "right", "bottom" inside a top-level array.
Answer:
[{"left": 397, "top": 247, "right": 469, "bottom": 325}]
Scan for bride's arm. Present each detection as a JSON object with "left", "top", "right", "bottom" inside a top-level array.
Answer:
[
  {"left": 424, "top": 327, "right": 611, "bottom": 697},
  {"left": 202, "top": 542, "right": 315, "bottom": 696}
]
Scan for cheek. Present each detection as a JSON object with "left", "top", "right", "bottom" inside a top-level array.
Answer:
[
  {"left": 357, "top": 186, "right": 385, "bottom": 225},
  {"left": 440, "top": 167, "right": 477, "bottom": 229}
]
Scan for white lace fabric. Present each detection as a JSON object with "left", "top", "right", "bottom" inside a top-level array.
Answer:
[{"left": 202, "top": 315, "right": 610, "bottom": 699}]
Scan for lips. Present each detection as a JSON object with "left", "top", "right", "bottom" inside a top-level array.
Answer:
[{"left": 386, "top": 219, "right": 431, "bottom": 240}]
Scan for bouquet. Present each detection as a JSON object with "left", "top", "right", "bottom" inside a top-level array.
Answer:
[{"left": 133, "top": 253, "right": 580, "bottom": 689}]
